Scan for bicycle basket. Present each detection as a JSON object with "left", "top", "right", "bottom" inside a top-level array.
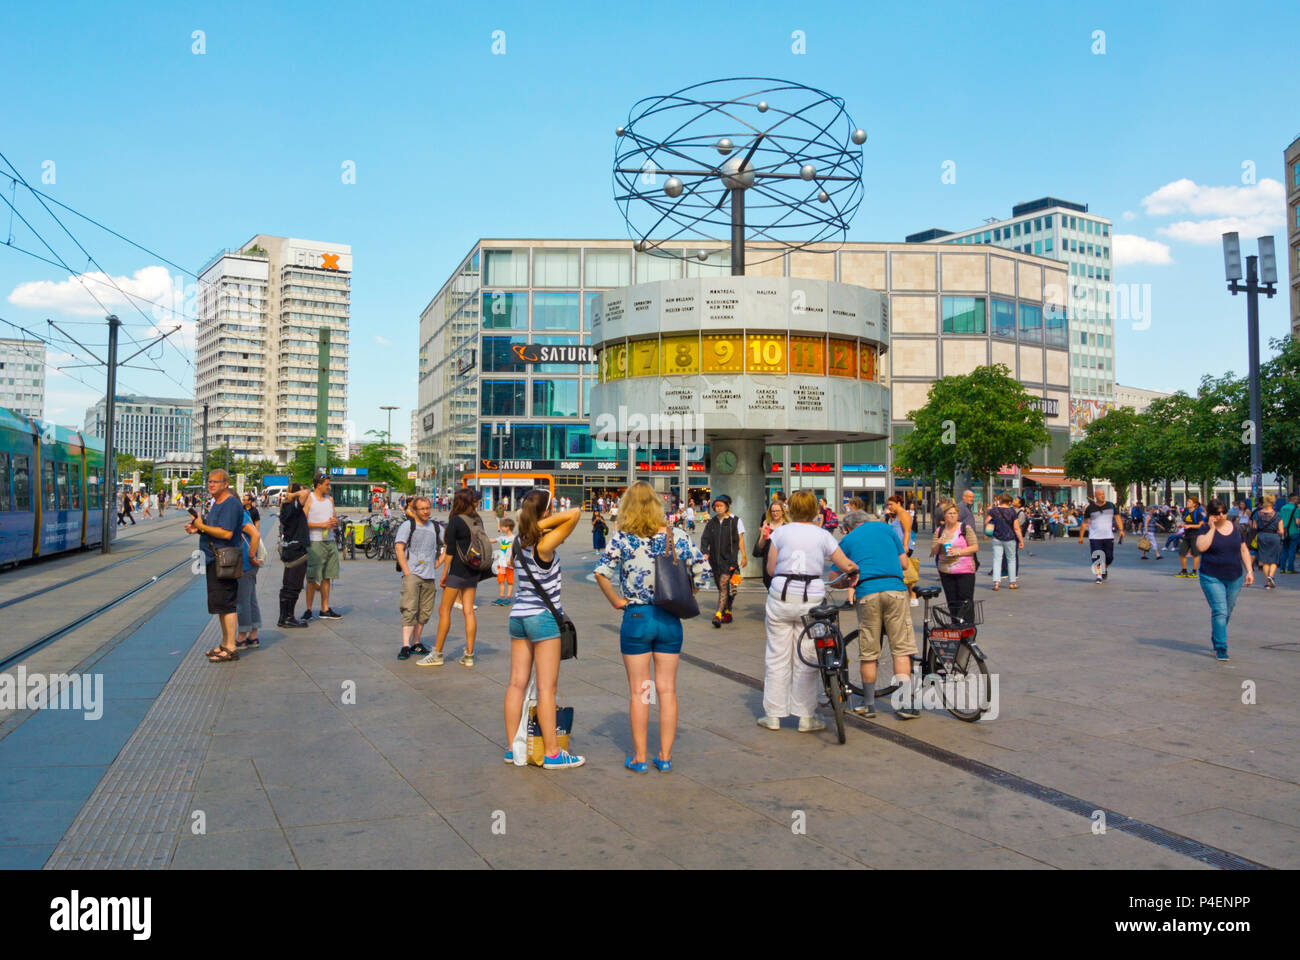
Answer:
[
  {"left": 931, "top": 601, "right": 984, "bottom": 628},
  {"left": 800, "top": 610, "right": 841, "bottom": 649}
]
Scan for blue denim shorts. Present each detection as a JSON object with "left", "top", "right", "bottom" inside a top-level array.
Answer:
[
  {"left": 509, "top": 612, "right": 560, "bottom": 642},
  {"left": 619, "top": 603, "right": 683, "bottom": 655}
]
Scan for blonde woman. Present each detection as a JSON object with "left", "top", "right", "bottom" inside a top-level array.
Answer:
[
  {"left": 759, "top": 490, "right": 859, "bottom": 732},
  {"left": 752, "top": 500, "right": 788, "bottom": 591},
  {"left": 594, "top": 481, "right": 709, "bottom": 773}
]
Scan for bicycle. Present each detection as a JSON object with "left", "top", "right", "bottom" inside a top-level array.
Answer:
[
  {"left": 799, "top": 585, "right": 992, "bottom": 740},
  {"left": 363, "top": 514, "right": 391, "bottom": 559}
]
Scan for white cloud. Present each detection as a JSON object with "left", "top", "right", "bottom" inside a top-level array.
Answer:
[
  {"left": 7, "top": 265, "right": 176, "bottom": 316},
  {"left": 374, "top": 335, "right": 392, "bottom": 346},
  {"left": 1112, "top": 234, "right": 1173, "bottom": 266},
  {"left": 1141, "top": 177, "right": 1282, "bottom": 218},
  {"left": 1158, "top": 215, "right": 1282, "bottom": 245},
  {"left": 1122, "top": 210, "right": 1137, "bottom": 221}
]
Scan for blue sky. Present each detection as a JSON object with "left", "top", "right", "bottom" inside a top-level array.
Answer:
[{"left": 2, "top": 0, "right": 1296, "bottom": 440}]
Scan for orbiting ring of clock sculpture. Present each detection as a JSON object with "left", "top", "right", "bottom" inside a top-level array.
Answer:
[{"left": 592, "top": 78, "right": 889, "bottom": 576}]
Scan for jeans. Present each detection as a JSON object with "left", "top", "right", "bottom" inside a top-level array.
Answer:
[
  {"left": 991, "top": 538, "right": 1018, "bottom": 582},
  {"left": 1198, "top": 572, "right": 1242, "bottom": 655},
  {"left": 236, "top": 565, "right": 261, "bottom": 633},
  {"left": 1282, "top": 535, "right": 1298, "bottom": 573}
]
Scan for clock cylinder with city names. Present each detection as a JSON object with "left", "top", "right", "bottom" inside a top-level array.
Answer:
[{"left": 589, "top": 276, "right": 890, "bottom": 444}]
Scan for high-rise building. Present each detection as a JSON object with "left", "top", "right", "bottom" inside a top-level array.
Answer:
[
  {"left": 0, "top": 337, "right": 46, "bottom": 419},
  {"left": 419, "top": 239, "right": 1073, "bottom": 507},
  {"left": 195, "top": 235, "right": 350, "bottom": 463},
  {"left": 83, "top": 394, "right": 193, "bottom": 460},
  {"left": 1286, "top": 135, "right": 1300, "bottom": 339},
  {"left": 908, "top": 197, "right": 1114, "bottom": 431}
]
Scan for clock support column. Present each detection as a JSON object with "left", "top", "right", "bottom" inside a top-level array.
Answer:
[{"left": 708, "top": 436, "right": 767, "bottom": 579}]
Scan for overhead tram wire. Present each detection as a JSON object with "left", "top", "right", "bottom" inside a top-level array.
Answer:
[{"left": 0, "top": 153, "right": 196, "bottom": 391}]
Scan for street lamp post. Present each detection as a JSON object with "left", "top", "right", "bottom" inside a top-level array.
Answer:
[
  {"left": 1222, "top": 232, "right": 1278, "bottom": 505},
  {"left": 491, "top": 422, "right": 511, "bottom": 509},
  {"left": 380, "top": 405, "right": 399, "bottom": 455}
]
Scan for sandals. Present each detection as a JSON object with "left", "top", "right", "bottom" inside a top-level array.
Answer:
[
  {"left": 235, "top": 636, "right": 259, "bottom": 648},
  {"left": 625, "top": 758, "right": 649, "bottom": 774},
  {"left": 653, "top": 757, "right": 673, "bottom": 773},
  {"left": 1008, "top": 583, "right": 1019, "bottom": 590},
  {"left": 207, "top": 647, "right": 239, "bottom": 663}
]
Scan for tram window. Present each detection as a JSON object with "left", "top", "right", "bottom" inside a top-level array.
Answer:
[
  {"left": 70, "top": 463, "right": 82, "bottom": 508},
  {"left": 14, "top": 455, "right": 30, "bottom": 511},
  {"left": 0, "top": 452, "right": 9, "bottom": 511},
  {"left": 57, "top": 462, "right": 70, "bottom": 510},
  {"left": 87, "top": 467, "right": 100, "bottom": 508},
  {"left": 43, "top": 460, "right": 57, "bottom": 510}
]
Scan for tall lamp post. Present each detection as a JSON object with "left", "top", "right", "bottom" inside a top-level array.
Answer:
[
  {"left": 491, "top": 422, "right": 511, "bottom": 509},
  {"left": 1222, "top": 232, "right": 1278, "bottom": 505}
]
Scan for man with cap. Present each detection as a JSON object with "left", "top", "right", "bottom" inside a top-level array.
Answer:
[{"left": 700, "top": 494, "right": 746, "bottom": 628}]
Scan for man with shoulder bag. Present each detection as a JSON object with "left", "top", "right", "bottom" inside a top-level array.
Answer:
[{"left": 185, "top": 469, "right": 245, "bottom": 663}]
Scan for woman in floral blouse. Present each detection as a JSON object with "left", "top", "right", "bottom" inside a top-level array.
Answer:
[{"left": 595, "top": 481, "right": 710, "bottom": 774}]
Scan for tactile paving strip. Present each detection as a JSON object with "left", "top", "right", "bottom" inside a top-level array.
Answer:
[{"left": 44, "top": 619, "right": 230, "bottom": 869}]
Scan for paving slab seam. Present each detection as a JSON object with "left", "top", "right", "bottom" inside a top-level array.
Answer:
[
  {"left": 676, "top": 650, "right": 1270, "bottom": 870},
  {"left": 44, "top": 617, "right": 231, "bottom": 869}
]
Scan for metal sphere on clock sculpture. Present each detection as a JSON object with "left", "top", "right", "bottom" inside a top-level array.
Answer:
[{"left": 613, "top": 78, "right": 868, "bottom": 274}]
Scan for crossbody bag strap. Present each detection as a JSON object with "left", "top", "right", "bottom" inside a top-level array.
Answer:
[{"left": 512, "top": 541, "right": 565, "bottom": 624}]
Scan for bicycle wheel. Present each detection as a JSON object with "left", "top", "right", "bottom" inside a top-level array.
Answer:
[
  {"left": 927, "top": 640, "right": 990, "bottom": 722},
  {"left": 828, "top": 673, "right": 846, "bottom": 744},
  {"left": 842, "top": 629, "right": 901, "bottom": 698},
  {"left": 364, "top": 539, "right": 379, "bottom": 560}
]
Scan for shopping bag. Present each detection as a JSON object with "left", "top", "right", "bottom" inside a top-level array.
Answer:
[
  {"left": 512, "top": 676, "right": 535, "bottom": 767},
  {"left": 526, "top": 702, "right": 574, "bottom": 766},
  {"left": 903, "top": 555, "right": 921, "bottom": 587}
]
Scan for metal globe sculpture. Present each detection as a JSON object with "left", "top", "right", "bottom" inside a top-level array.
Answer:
[{"left": 612, "top": 78, "right": 866, "bottom": 273}]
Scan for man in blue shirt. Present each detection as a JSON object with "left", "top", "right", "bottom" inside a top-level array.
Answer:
[
  {"left": 837, "top": 517, "right": 917, "bottom": 719},
  {"left": 185, "top": 469, "right": 244, "bottom": 662}
]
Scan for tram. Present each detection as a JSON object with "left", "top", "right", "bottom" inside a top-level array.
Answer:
[{"left": 0, "top": 407, "right": 111, "bottom": 566}]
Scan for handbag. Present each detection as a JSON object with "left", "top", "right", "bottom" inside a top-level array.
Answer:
[
  {"left": 512, "top": 676, "right": 535, "bottom": 766},
  {"left": 653, "top": 529, "right": 700, "bottom": 620},
  {"left": 1138, "top": 535, "right": 1153, "bottom": 552},
  {"left": 513, "top": 542, "right": 578, "bottom": 660},
  {"left": 213, "top": 544, "right": 243, "bottom": 580}
]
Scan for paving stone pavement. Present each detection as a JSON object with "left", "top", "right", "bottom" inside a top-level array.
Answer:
[{"left": 8, "top": 514, "right": 1298, "bottom": 868}]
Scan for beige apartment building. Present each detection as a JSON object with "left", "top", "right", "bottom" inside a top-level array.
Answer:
[
  {"left": 418, "top": 239, "right": 1072, "bottom": 505},
  {"left": 195, "top": 235, "right": 351, "bottom": 463}
]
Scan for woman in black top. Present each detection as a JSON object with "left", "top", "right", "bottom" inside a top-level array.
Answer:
[
  {"left": 424, "top": 488, "right": 492, "bottom": 667},
  {"left": 1194, "top": 498, "right": 1254, "bottom": 661}
]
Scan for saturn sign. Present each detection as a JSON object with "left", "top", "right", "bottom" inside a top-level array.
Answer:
[{"left": 509, "top": 344, "right": 596, "bottom": 365}]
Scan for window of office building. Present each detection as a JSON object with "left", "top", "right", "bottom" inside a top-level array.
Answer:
[
  {"left": 549, "top": 424, "right": 593, "bottom": 460},
  {"left": 1034, "top": 218, "right": 1042, "bottom": 231},
  {"left": 636, "top": 251, "right": 683, "bottom": 282},
  {"left": 991, "top": 298, "right": 1016, "bottom": 339},
  {"left": 1044, "top": 237, "right": 1053, "bottom": 252},
  {"left": 483, "top": 248, "right": 530, "bottom": 287},
  {"left": 481, "top": 291, "right": 526, "bottom": 329},
  {"left": 1019, "top": 303, "right": 1043, "bottom": 343},
  {"left": 482, "top": 336, "right": 528, "bottom": 372},
  {"left": 533, "top": 249, "right": 580, "bottom": 287},
  {"left": 942, "top": 296, "right": 986, "bottom": 334},
  {"left": 1013, "top": 222, "right": 1021, "bottom": 237},
  {"left": 583, "top": 292, "right": 602, "bottom": 331},
  {"left": 481, "top": 379, "right": 526, "bottom": 417},
  {"left": 582, "top": 378, "right": 592, "bottom": 416},
  {"left": 533, "top": 292, "right": 581, "bottom": 330},
  {"left": 1044, "top": 214, "right": 1053, "bottom": 228},
  {"left": 585, "top": 249, "right": 631, "bottom": 287},
  {"left": 1034, "top": 241, "right": 1043, "bottom": 255},
  {"left": 532, "top": 379, "right": 579, "bottom": 417},
  {"left": 1045, "top": 304, "right": 1067, "bottom": 348}
]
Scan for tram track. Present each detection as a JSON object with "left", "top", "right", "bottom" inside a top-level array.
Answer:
[
  {"left": 0, "top": 533, "right": 192, "bottom": 611},
  {"left": 0, "top": 553, "right": 195, "bottom": 671}
]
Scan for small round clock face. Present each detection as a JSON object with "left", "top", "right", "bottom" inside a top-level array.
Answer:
[{"left": 716, "top": 450, "right": 738, "bottom": 474}]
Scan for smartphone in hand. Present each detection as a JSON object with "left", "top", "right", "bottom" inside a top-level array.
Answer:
[{"left": 188, "top": 507, "right": 200, "bottom": 520}]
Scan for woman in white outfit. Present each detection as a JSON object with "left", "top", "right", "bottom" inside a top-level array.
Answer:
[{"left": 758, "top": 490, "right": 859, "bottom": 732}]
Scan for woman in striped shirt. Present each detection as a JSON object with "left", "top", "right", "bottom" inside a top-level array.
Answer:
[{"left": 503, "top": 489, "right": 584, "bottom": 770}]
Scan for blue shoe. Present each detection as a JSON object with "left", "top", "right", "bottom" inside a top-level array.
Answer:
[
  {"left": 544, "top": 750, "right": 585, "bottom": 770},
  {"left": 504, "top": 750, "right": 514, "bottom": 763},
  {"left": 625, "top": 757, "right": 649, "bottom": 774},
  {"left": 1215, "top": 650, "right": 1230, "bottom": 661},
  {"left": 652, "top": 757, "right": 672, "bottom": 773}
]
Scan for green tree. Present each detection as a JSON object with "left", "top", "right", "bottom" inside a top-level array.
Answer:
[
  {"left": 246, "top": 459, "right": 279, "bottom": 486},
  {"left": 1259, "top": 336, "right": 1300, "bottom": 490},
  {"left": 893, "top": 363, "right": 1050, "bottom": 488},
  {"left": 287, "top": 439, "right": 343, "bottom": 486},
  {"left": 1062, "top": 406, "right": 1145, "bottom": 505},
  {"left": 345, "top": 430, "right": 410, "bottom": 489},
  {"left": 1145, "top": 393, "right": 1220, "bottom": 500}
]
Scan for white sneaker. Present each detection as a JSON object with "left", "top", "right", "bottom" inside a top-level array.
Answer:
[
  {"left": 453, "top": 601, "right": 479, "bottom": 610},
  {"left": 756, "top": 716, "right": 781, "bottom": 730},
  {"left": 458, "top": 651, "right": 475, "bottom": 667},
  {"left": 798, "top": 716, "right": 826, "bottom": 733},
  {"left": 417, "top": 650, "right": 444, "bottom": 666}
]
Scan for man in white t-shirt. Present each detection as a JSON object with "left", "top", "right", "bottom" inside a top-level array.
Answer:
[
  {"left": 303, "top": 474, "right": 343, "bottom": 620},
  {"left": 1078, "top": 488, "right": 1122, "bottom": 584},
  {"left": 757, "top": 490, "right": 859, "bottom": 731}
]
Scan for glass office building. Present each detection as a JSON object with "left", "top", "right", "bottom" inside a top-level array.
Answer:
[
  {"left": 908, "top": 197, "right": 1113, "bottom": 438},
  {"left": 418, "top": 240, "right": 1073, "bottom": 508}
]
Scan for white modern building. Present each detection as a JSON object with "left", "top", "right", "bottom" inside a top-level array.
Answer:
[
  {"left": 83, "top": 394, "right": 193, "bottom": 460},
  {"left": 0, "top": 337, "right": 46, "bottom": 419},
  {"left": 1113, "top": 383, "right": 1172, "bottom": 414},
  {"left": 195, "top": 235, "right": 351, "bottom": 463},
  {"left": 909, "top": 197, "right": 1114, "bottom": 436}
]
